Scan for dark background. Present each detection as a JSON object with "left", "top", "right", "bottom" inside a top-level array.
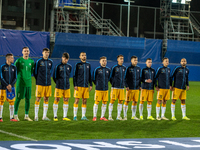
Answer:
[
  {"left": 93, "top": 0, "right": 200, "bottom": 11},
  {"left": 1, "top": 0, "right": 200, "bottom": 39}
]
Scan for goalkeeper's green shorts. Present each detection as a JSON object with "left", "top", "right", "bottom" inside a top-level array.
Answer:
[{"left": 16, "top": 86, "right": 32, "bottom": 100}]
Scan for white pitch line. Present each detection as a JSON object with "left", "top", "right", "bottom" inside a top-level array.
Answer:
[{"left": 0, "top": 130, "right": 38, "bottom": 141}]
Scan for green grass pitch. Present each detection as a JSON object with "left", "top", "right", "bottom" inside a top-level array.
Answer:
[{"left": 0, "top": 78, "right": 200, "bottom": 141}]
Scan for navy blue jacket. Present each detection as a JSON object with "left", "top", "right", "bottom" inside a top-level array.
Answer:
[
  {"left": 140, "top": 67, "right": 156, "bottom": 90},
  {"left": 155, "top": 66, "right": 171, "bottom": 89},
  {"left": 124, "top": 64, "right": 141, "bottom": 90},
  {"left": 170, "top": 66, "right": 189, "bottom": 89},
  {"left": 53, "top": 62, "right": 72, "bottom": 90},
  {"left": 34, "top": 58, "right": 53, "bottom": 86},
  {"left": 73, "top": 61, "right": 92, "bottom": 87},
  {"left": 93, "top": 66, "right": 111, "bottom": 91},
  {"left": 0, "top": 63, "right": 17, "bottom": 89},
  {"left": 110, "top": 64, "right": 126, "bottom": 88}
]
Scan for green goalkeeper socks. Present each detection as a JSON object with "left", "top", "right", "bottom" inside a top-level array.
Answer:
[
  {"left": 14, "top": 98, "right": 21, "bottom": 115},
  {"left": 25, "top": 98, "right": 30, "bottom": 115}
]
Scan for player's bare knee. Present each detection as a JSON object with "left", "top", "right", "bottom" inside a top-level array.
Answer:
[
  {"left": 82, "top": 99, "right": 87, "bottom": 104},
  {"left": 44, "top": 97, "right": 49, "bottom": 102},
  {"left": 55, "top": 97, "right": 60, "bottom": 103},
  {"left": 0, "top": 101, "right": 4, "bottom": 105},
  {"left": 74, "top": 98, "right": 79, "bottom": 104},
  {"left": 63, "top": 98, "right": 69, "bottom": 102},
  {"left": 172, "top": 99, "right": 176, "bottom": 104},
  {"left": 133, "top": 101, "right": 137, "bottom": 105},
  {"left": 36, "top": 97, "right": 41, "bottom": 102},
  {"left": 163, "top": 100, "right": 167, "bottom": 105},
  {"left": 157, "top": 100, "right": 162, "bottom": 104},
  {"left": 181, "top": 100, "right": 185, "bottom": 104}
]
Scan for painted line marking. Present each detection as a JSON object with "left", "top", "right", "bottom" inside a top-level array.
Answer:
[{"left": 0, "top": 130, "right": 38, "bottom": 142}]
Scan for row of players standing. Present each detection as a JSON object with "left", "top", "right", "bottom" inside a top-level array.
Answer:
[
  {"left": 92, "top": 54, "right": 189, "bottom": 121},
  {"left": 0, "top": 47, "right": 189, "bottom": 122}
]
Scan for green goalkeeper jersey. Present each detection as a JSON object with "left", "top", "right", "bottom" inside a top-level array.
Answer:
[{"left": 14, "top": 57, "right": 34, "bottom": 87}]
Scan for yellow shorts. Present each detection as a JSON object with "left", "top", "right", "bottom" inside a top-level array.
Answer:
[
  {"left": 0, "top": 90, "right": 15, "bottom": 102},
  {"left": 54, "top": 88, "right": 70, "bottom": 98},
  {"left": 172, "top": 88, "right": 186, "bottom": 100},
  {"left": 95, "top": 90, "right": 108, "bottom": 102},
  {"left": 126, "top": 89, "right": 139, "bottom": 102},
  {"left": 35, "top": 85, "right": 52, "bottom": 97},
  {"left": 140, "top": 89, "right": 154, "bottom": 102},
  {"left": 157, "top": 89, "right": 170, "bottom": 100},
  {"left": 74, "top": 87, "right": 89, "bottom": 99},
  {"left": 110, "top": 88, "right": 125, "bottom": 100}
]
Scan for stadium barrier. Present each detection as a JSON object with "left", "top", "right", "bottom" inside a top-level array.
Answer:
[
  {"left": 52, "top": 32, "right": 162, "bottom": 63},
  {"left": 0, "top": 29, "right": 50, "bottom": 57},
  {"left": 166, "top": 40, "right": 200, "bottom": 64}
]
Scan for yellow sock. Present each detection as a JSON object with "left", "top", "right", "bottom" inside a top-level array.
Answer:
[
  {"left": 156, "top": 103, "right": 160, "bottom": 107},
  {"left": 35, "top": 101, "right": 40, "bottom": 105},
  {"left": 82, "top": 104, "right": 86, "bottom": 108},
  {"left": 54, "top": 101, "right": 59, "bottom": 105},
  {"left": 64, "top": 101, "right": 68, "bottom": 105},
  {"left": 74, "top": 103, "right": 78, "bottom": 107}
]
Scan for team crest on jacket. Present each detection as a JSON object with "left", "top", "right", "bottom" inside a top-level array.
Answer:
[
  {"left": 60, "top": 66, "right": 63, "bottom": 71},
  {"left": 145, "top": 70, "right": 148, "bottom": 74},
  {"left": 116, "top": 68, "right": 119, "bottom": 72},
  {"left": 98, "top": 69, "right": 103, "bottom": 73},
  {"left": 130, "top": 68, "right": 133, "bottom": 72},
  {"left": 87, "top": 66, "right": 89, "bottom": 68},
  {"left": 29, "top": 63, "right": 31, "bottom": 66},
  {"left": 79, "top": 65, "right": 83, "bottom": 69},
  {"left": 12, "top": 69, "right": 14, "bottom": 71},
  {"left": 40, "top": 61, "right": 44, "bottom": 66},
  {"left": 4, "top": 67, "right": 8, "bottom": 71},
  {"left": 67, "top": 67, "right": 69, "bottom": 70},
  {"left": 106, "top": 71, "right": 108, "bottom": 73},
  {"left": 49, "top": 63, "right": 51, "bottom": 66},
  {"left": 137, "top": 70, "right": 139, "bottom": 72}
]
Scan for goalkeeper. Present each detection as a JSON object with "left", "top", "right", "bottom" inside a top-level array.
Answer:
[{"left": 14, "top": 47, "right": 34, "bottom": 121}]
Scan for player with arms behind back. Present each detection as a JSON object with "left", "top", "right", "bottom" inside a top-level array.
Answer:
[
  {"left": 34, "top": 48, "right": 53, "bottom": 121},
  {"left": 170, "top": 58, "right": 190, "bottom": 121},
  {"left": 53, "top": 52, "right": 72, "bottom": 121},
  {"left": 123, "top": 55, "right": 141, "bottom": 120},
  {"left": 155, "top": 57, "right": 171, "bottom": 120},
  {"left": 109, "top": 54, "right": 126, "bottom": 121},
  {"left": 73, "top": 52, "right": 92, "bottom": 121}
]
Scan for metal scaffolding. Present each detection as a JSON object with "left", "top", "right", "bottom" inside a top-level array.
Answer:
[
  {"left": 160, "top": 0, "right": 200, "bottom": 57},
  {"left": 50, "top": 0, "right": 125, "bottom": 42}
]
